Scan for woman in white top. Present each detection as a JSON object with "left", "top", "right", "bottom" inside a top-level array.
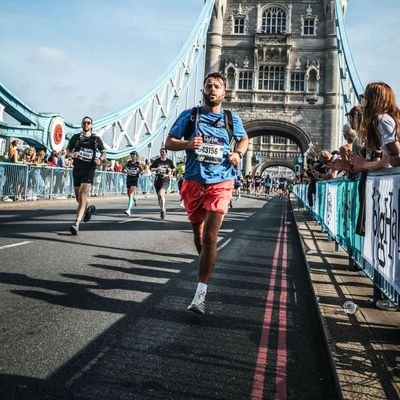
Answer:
[{"left": 351, "top": 82, "right": 400, "bottom": 170}]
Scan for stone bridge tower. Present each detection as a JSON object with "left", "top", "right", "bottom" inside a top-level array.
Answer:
[{"left": 205, "top": 0, "right": 343, "bottom": 175}]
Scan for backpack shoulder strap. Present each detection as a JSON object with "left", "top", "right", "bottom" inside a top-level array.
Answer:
[
  {"left": 90, "top": 135, "right": 100, "bottom": 164},
  {"left": 223, "top": 109, "right": 234, "bottom": 142},
  {"left": 184, "top": 107, "right": 199, "bottom": 140},
  {"left": 70, "top": 133, "right": 80, "bottom": 149},
  {"left": 90, "top": 134, "right": 99, "bottom": 150},
  {"left": 183, "top": 107, "right": 234, "bottom": 142}
]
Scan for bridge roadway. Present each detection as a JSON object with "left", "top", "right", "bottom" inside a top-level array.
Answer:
[{"left": 0, "top": 193, "right": 397, "bottom": 399}]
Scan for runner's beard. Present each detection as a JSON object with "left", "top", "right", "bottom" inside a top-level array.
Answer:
[{"left": 204, "top": 94, "right": 222, "bottom": 107}]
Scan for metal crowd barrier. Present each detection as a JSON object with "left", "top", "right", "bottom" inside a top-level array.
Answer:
[
  {"left": 0, "top": 162, "right": 179, "bottom": 201},
  {"left": 293, "top": 167, "right": 400, "bottom": 308}
]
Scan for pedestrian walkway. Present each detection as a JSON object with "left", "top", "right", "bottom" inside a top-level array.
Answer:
[{"left": 291, "top": 196, "right": 400, "bottom": 400}]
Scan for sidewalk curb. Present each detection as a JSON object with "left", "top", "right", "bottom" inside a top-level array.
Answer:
[{"left": 289, "top": 196, "right": 344, "bottom": 400}]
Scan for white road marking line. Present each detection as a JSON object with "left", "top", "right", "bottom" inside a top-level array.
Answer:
[
  {"left": 217, "top": 238, "right": 232, "bottom": 251},
  {"left": 118, "top": 217, "right": 144, "bottom": 224},
  {"left": 0, "top": 241, "right": 33, "bottom": 250}
]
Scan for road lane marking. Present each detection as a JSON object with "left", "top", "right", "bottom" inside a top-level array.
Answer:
[
  {"left": 118, "top": 217, "right": 144, "bottom": 224},
  {"left": 65, "top": 346, "right": 111, "bottom": 388},
  {"left": 0, "top": 241, "right": 33, "bottom": 250},
  {"left": 275, "top": 205, "right": 288, "bottom": 400},
  {"left": 217, "top": 238, "right": 232, "bottom": 251},
  {"left": 251, "top": 208, "right": 286, "bottom": 400}
]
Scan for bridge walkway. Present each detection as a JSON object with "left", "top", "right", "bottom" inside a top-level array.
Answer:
[{"left": 292, "top": 197, "right": 400, "bottom": 400}]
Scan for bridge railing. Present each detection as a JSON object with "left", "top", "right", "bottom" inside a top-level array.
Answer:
[
  {"left": 293, "top": 169, "right": 400, "bottom": 308},
  {"left": 0, "top": 162, "right": 178, "bottom": 201}
]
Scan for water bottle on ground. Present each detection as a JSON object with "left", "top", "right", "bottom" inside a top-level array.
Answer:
[{"left": 343, "top": 301, "right": 358, "bottom": 314}]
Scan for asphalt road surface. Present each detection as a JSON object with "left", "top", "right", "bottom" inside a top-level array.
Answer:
[{"left": 0, "top": 193, "right": 340, "bottom": 400}]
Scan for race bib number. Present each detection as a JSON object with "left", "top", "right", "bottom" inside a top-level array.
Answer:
[
  {"left": 78, "top": 147, "right": 94, "bottom": 162},
  {"left": 127, "top": 168, "right": 138, "bottom": 176},
  {"left": 195, "top": 136, "right": 225, "bottom": 164}
]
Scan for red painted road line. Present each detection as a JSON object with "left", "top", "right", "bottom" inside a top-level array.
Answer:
[
  {"left": 275, "top": 206, "right": 288, "bottom": 400},
  {"left": 251, "top": 209, "right": 285, "bottom": 400}
]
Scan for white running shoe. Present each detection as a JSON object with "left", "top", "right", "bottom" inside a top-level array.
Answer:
[
  {"left": 124, "top": 209, "right": 131, "bottom": 216},
  {"left": 69, "top": 223, "right": 79, "bottom": 235},
  {"left": 187, "top": 291, "right": 206, "bottom": 315}
]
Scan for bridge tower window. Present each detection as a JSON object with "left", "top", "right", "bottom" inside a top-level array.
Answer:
[
  {"left": 301, "top": 5, "right": 318, "bottom": 36},
  {"left": 303, "top": 18, "right": 316, "bottom": 35},
  {"left": 273, "top": 136, "right": 287, "bottom": 144},
  {"left": 238, "top": 71, "right": 253, "bottom": 90},
  {"left": 258, "top": 65, "right": 285, "bottom": 91},
  {"left": 262, "top": 7, "right": 287, "bottom": 34},
  {"left": 234, "top": 17, "right": 245, "bottom": 34},
  {"left": 262, "top": 135, "right": 271, "bottom": 144},
  {"left": 290, "top": 72, "right": 305, "bottom": 91}
]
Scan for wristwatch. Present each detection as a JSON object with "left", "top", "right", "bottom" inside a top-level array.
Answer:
[{"left": 236, "top": 151, "right": 243, "bottom": 159}]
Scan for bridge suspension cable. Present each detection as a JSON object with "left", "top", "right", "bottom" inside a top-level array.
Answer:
[
  {"left": 334, "top": 0, "right": 364, "bottom": 113},
  {"left": 0, "top": 0, "right": 216, "bottom": 159}
]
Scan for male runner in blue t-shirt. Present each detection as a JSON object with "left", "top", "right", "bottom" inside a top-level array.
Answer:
[{"left": 165, "top": 72, "right": 249, "bottom": 314}]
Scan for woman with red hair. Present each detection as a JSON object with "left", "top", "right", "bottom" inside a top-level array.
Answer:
[{"left": 351, "top": 82, "right": 400, "bottom": 170}]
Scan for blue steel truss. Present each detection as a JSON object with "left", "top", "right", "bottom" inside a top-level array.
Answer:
[
  {"left": 0, "top": 0, "right": 215, "bottom": 159},
  {"left": 334, "top": 0, "right": 364, "bottom": 113}
]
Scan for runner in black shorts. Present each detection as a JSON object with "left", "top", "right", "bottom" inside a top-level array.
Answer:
[
  {"left": 66, "top": 116, "right": 106, "bottom": 235},
  {"left": 233, "top": 175, "right": 243, "bottom": 201},
  {"left": 278, "top": 176, "right": 287, "bottom": 200},
  {"left": 123, "top": 151, "right": 142, "bottom": 216},
  {"left": 150, "top": 148, "right": 175, "bottom": 219},
  {"left": 254, "top": 172, "right": 263, "bottom": 197}
]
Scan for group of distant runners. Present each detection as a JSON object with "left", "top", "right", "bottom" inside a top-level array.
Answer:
[{"left": 232, "top": 173, "right": 290, "bottom": 201}]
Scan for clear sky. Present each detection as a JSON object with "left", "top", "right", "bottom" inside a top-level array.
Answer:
[
  {"left": 345, "top": 0, "right": 399, "bottom": 100},
  {"left": 0, "top": 0, "right": 399, "bottom": 124}
]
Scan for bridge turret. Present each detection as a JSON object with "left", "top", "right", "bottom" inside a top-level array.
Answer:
[
  {"left": 322, "top": 0, "right": 341, "bottom": 151},
  {"left": 205, "top": 0, "right": 227, "bottom": 74}
]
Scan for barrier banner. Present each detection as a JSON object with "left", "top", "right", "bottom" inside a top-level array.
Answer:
[
  {"left": 363, "top": 175, "right": 400, "bottom": 292},
  {"left": 324, "top": 182, "right": 338, "bottom": 237},
  {"left": 314, "top": 182, "right": 320, "bottom": 215}
]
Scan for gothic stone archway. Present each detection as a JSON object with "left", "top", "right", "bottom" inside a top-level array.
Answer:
[
  {"left": 254, "top": 160, "right": 295, "bottom": 175},
  {"left": 242, "top": 119, "right": 312, "bottom": 173},
  {"left": 245, "top": 119, "right": 312, "bottom": 152}
]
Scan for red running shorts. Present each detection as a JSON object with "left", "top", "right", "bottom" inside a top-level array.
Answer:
[{"left": 180, "top": 179, "right": 233, "bottom": 223}]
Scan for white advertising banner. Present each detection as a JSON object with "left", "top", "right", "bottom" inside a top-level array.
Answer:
[
  {"left": 363, "top": 174, "right": 400, "bottom": 293},
  {"left": 313, "top": 184, "right": 319, "bottom": 215},
  {"left": 324, "top": 182, "right": 337, "bottom": 237}
]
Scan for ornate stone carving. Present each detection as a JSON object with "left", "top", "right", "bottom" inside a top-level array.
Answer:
[{"left": 256, "top": 36, "right": 287, "bottom": 46}]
